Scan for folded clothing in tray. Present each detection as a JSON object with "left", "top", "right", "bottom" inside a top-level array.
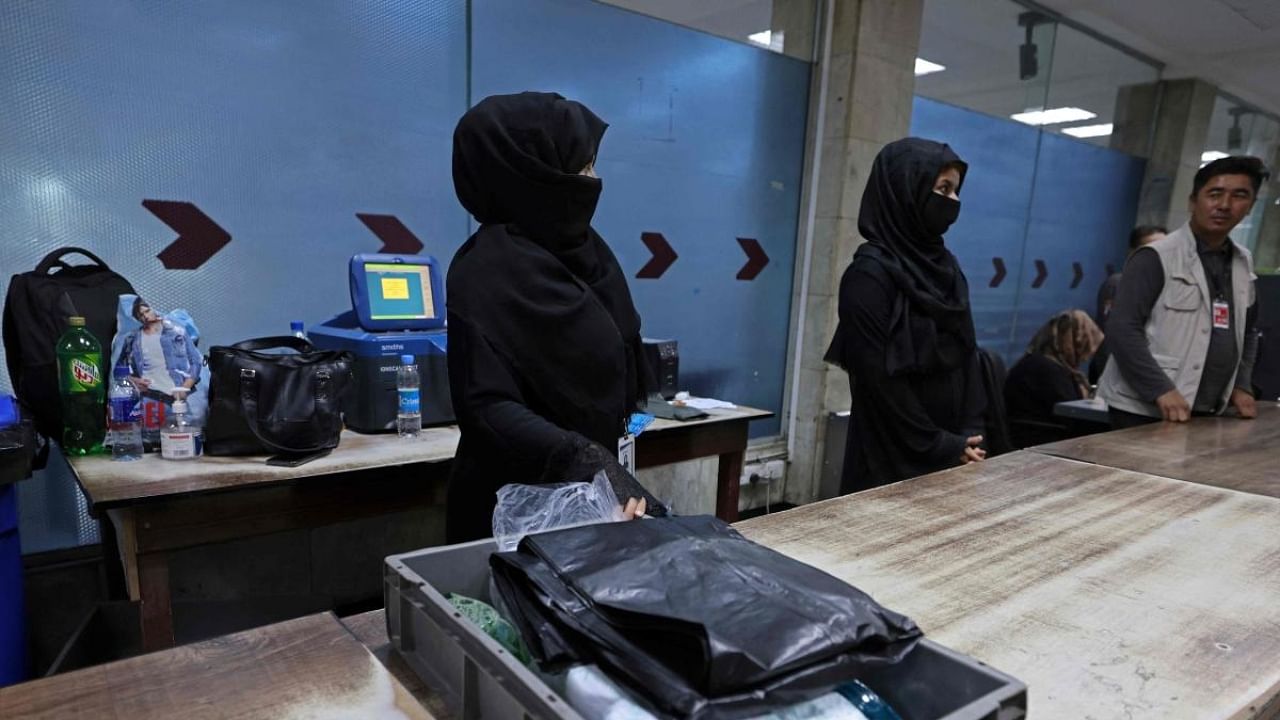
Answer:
[{"left": 491, "top": 515, "right": 921, "bottom": 719}]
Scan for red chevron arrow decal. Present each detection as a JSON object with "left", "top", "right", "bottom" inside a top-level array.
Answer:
[
  {"left": 356, "top": 213, "right": 424, "bottom": 254},
  {"left": 990, "top": 257, "right": 1006, "bottom": 288},
  {"left": 736, "top": 238, "right": 769, "bottom": 280},
  {"left": 636, "top": 232, "right": 677, "bottom": 279},
  {"left": 143, "top": 200, "right": 231, "bottom": 270}
]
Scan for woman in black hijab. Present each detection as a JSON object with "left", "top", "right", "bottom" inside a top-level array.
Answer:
[
  {"left": 825, "top": 138, "right": 986, "bottom": 493},
  {"left": 446, "top": 92, "right": 661, "bottom": 543}
]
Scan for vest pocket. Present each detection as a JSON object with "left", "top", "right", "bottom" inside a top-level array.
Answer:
[{"left": 1163, "top": 277, "right": 1200, "bottom": 311}]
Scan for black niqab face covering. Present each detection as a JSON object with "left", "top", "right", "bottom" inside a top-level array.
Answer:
[
  {"left": 921, "top": 193, "right": 961, "bottom": 237},
  {"left": 453, "top": 92, "right": 610, "bottom": 278},
  {"left": 825, "top": 137, "right": 977, "bottom": 375}
]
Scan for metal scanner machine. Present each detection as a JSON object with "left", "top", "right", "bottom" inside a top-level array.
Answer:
[{"left": 309, "top": 254, "right": 454, "bottom": 432}]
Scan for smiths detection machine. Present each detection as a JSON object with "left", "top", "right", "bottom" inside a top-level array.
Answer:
[{"left": 309, "top": 253, "right": 454, "bottom": 432}]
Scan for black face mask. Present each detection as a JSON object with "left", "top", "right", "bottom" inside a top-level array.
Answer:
[{"left": 921, "top": 193, "right": 961, "bottom": 237}]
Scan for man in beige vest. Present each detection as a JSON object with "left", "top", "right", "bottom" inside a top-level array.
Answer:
[{"left": 1098, "top": 155, "right": 1268, "bottom": 428}]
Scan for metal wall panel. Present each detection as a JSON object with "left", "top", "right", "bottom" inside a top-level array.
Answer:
[{"left": 471, "top": 0, "right": 812, "bottom": 437}]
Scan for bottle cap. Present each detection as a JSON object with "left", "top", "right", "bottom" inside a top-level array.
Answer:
[
  {"left": 68, "top": 316, "right": 86, "bottom": 327},
  {"left": 290, "top": 321, "right": 304, "bottom": 332},
  {"left": 400, "top": 354, "right": 414, "bottom": 365},
  {"left": 113, "top": 364, "right": 129, "bottom": 378},
  {"left": 172, "top": 400, "right": 188, "bottom": 413}
]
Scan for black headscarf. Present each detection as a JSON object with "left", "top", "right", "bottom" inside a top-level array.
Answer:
[
  {"left": 449, "top": 92, "right": 646, "bottom": 446},
  {"left": 826, "top": 137, "right": 976, "bottom": 375}
]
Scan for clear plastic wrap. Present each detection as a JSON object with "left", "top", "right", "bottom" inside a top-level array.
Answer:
[{"left": 493, "top": 471, "right": 623, "bottom": 552}]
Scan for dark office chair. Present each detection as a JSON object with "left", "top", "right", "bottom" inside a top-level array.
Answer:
[{"left": 976, "top": 347, "right": 1013, "bottom": 457}]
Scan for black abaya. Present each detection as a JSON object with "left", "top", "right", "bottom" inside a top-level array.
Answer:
[
  {"left": 826, "top": 138, "right": 985, "bottom": 492},
  {"left": 445, "top": 92, "right": 652, "bottom": 542}
]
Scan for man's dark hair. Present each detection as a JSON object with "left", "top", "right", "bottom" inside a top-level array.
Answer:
[
  {"left": 1191, "top": 155, "right": 1270, "bottom": 198},
  {"left": 1128, "top": 225, "right": 1167, "bottom": 250},
  {"left": 131, "top": 296, "right": 149, "bottom": 322}
]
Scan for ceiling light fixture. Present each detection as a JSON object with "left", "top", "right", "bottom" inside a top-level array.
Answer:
[
  {"left": 1201, "top": 150, "right": 1229, "bottom": 165},
  {"left": 915, "top": 58, "right": 946, "bottom": 76},
  {"left": 1011, "top": 107, "right": 1097, "bottom": 126},
  {"left": 1063, "top": 123, "right": 1114, "bottom": 138}
]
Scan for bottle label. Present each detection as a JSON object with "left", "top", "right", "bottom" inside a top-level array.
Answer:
[
  {"left": 161, "top": 431, "right": 202, "bottom": 459},
  {"left": 66, "top": 354, "right": 102, "bottom": 392},
  {"left": 398, "top": 388, "right": 420, "bottom": 415},
  {"left": 109, "top": 396, "right": 138, "bottom": 425},
  {"left": 142, "top": 399, "right": 167, "bottom": 430}
]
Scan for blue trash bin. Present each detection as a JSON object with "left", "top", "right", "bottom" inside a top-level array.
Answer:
[{"left": 0, "top": 482, "right": 24, "bottom": 686}]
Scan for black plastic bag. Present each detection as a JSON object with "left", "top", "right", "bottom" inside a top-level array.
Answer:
[{"left": 491, "top": 515, "right": 921, "bottom": 719}]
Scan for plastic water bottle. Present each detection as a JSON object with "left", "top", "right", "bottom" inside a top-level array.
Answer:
[
  {"left": 290, "top": 321, "right": 307, "bottom": 341},
  {"left": 160, "top": 398, "right": 203, "bottom": 461},
  {"left": 56, "top": 316, "right": 106, "bottom": 455},
  {"left": 397, "top": 354, "right": 421, "bottom": 438},
  {"left": 107, "top": 365, "right": 143, "bottom": 461}
]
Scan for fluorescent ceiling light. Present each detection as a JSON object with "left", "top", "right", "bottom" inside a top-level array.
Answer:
[
  {"left": 1201, "top": 150, "right": 1229, "bottom": 165},
  {"left": 1010, "top": 107, "right": 1097, "bottom": 126},
  {"left": 914, "top": 58, "right": 946, "bottom": 76},
  {"left": 1063, "top": 123, "right": 1113, "bottom": 138},
  {"left": 749, "top": 30, "right": 785, "bottom": 51}
]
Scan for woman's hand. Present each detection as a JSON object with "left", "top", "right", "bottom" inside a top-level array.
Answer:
[
  {"left": 621, "top": 497, "right": 648, "bottom": 520},
  {"left": 960, "top": 435, "right": 986, "bottom": 464}
]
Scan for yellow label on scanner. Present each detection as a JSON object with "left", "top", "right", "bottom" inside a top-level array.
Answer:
[{"left": 381, "top": 277, "right": 410, "bottom": 300}]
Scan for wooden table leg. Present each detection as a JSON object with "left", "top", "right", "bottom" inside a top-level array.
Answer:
[
  {"left": 96, "top": 516, "right": 127, "bottom": 600},
  {"left": 716, "top": 450, "right": 744, "bottom": 522},
  {"left": 106, "top": 508, "right": 140, "bottom": 601},
  {"left": 138, "top": 551, "right": 174, "bottom": 651}
]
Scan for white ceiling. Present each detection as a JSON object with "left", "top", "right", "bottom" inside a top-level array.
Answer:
[
  {"left": 595, "top": 0, "right": 1280, "bottom": 142},
  {"left": 1033, "top": 0, "right": 1280, "bottom": 117}
]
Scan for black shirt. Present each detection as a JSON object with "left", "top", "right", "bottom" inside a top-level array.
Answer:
[{"left": 1106, "top": 237, "right": 1258, "bottom": 411}]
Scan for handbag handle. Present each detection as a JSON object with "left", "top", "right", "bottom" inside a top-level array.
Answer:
[
  {"left": 232, "top": 336, "right": 315, "bottom": 353},
  {"left": 35, "top": 247, "right": 111, "bottom": 275},
  {"left": 237, "top": 368, "right": 337, "bottom": 455}
]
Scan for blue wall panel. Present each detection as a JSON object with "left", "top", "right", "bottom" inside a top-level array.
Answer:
[
  {"left": 909, "top": 97, "right": 1144, "bottom": 362},
  {"left": 0, "top": 0, "right": 467, "bottom": 552},
  {"left": 471, "top": 0, "right": 811, "bottom": 436},
  {"left": 1014, "top": 133, "right": 1147, "bottom": 351}
]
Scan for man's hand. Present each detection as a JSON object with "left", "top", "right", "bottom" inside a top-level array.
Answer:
[
  {"left": 960, "top": 435, "right": 986, "bottom": 464},
  {"left": 1230, "top": 388, "right": 1257, "bottom": 419},
  {"left": 129, "top": 377, "right": 151, "bottom": 391},
  {"left": 1155, "top": 389, "right": 1191, "bottom": 422}
]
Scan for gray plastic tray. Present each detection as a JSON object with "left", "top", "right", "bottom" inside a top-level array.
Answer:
[{"left": 385, "top": 538, "right": 1028, "bottom": 720}]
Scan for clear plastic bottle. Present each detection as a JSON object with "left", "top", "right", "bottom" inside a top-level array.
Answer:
[
  {"left": 290, "top": 320, "right": 306, "bottom": 341},
  {"left": 160, "top": 398, "right": 203, "bottom": 461},
  {"left": 107, "top": 364, "right": 143, "bottom": 461},
  {"left": 397, "top": 353, "right": 421, "bottom": 438},
  {"left": 56, "top": 316, "right": 105, "bottom": 455}
]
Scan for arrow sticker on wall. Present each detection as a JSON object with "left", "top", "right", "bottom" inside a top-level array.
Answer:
[
  {"left": 990, "top": 257, "right": 1006, "bottom": 288},
  {"left": 356, "top": 213, "right": 424, "bottom": 254},
  {"left": 735, "top": 238, "right": 769, "bottom": 280},
  {"left": 1070, "top": 262, "right": 1084, "bottom": 289},
  {"left": 636, "top": 232, "right": 677, "bottom": 279},
  {"left": 1031, "top": 259, "right": 1048, "bottom": 289},
  {"left": 143, "top": 200, "right": 231, "bottom": 270}
]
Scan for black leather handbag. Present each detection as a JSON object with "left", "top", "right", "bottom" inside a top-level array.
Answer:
[{"left": 205, "top": 337, "right": 354, "bottom": 458}]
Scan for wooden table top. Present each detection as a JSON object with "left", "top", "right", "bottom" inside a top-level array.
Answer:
[
  {"left": 1035, "top": 402, "right": 1280, "bottom": 500},
  {"left": 0, "top": 613, "right": 435, "bottom": 719},
  {"left": 645, "top": 405, "right": 773, "bottom": 433},
  {"left": 737, "top": 451, "right": 1280, "bottom": 720},
  {"left": 341, "top": 611, "right": 450, "bottom": 719},
  {"left": 67, "top": 406, "right": 771, "bottom": 512},
  {"left": 68, "top": 427, "right": 462, "bottom": 511}
]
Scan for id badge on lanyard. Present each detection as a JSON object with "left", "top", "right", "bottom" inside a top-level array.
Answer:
[
  {"left": 617, "top": 433, "right": 636, "bottom": 475},
  {"left": 1212, "top": 298, "right": 1230, "bottom": 330}
]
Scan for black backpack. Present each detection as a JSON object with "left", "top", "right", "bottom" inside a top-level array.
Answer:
[{"left": 3, "top": 248, "right": 136, "bottom": 448}]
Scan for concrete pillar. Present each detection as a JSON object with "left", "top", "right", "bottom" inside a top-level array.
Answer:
[
  {"left": 781, "top": 0, "right": 924, "bottom": 506},
  {"left": 1111, "top": 78, "right": 1217, "bottom": 231}
]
